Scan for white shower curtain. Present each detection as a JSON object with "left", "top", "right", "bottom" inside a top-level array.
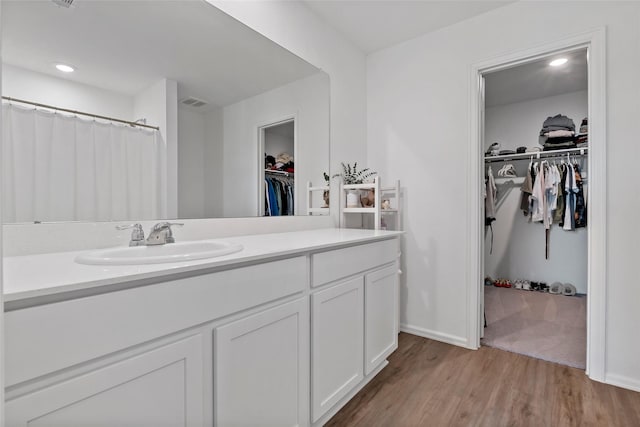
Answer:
[{"left": 2, "top": 104, "right": 167, "bottom": 223}]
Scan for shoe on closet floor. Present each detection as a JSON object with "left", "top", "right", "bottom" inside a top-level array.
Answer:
[
  {"left": 563, "top": 283, "right": 577, "bottom": 296},
  {"left": 522, "top": 280, "right": 531, "bottom": 291},
  {"left": 549, "top": 282, "right": 565, "bottom": 294}
]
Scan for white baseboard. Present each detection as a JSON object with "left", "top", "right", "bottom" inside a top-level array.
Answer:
[
  {"left": 400, "top": 324, "right": 471, "bottom": 349},
  {"left": 605, "top": 373, "right": 640, "bottom": 393}
]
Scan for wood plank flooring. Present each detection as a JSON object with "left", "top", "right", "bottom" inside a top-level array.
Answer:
[{"left": 327, "top": 333, "right": 640, "bottom": 427}]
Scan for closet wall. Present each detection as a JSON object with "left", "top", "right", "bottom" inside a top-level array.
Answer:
[
  {"left": 484, "top": 90, "right": 588, "bottom": 293},
  {"left": 222, "top": 72, "right": 329, "bottom": 218},
  {"left": 265, "top": 122, "right": 294, "bottom": 157}
]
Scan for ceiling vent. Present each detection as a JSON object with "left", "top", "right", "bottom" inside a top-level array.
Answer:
[
  {"left": 180, "top": 97, "right": 208, "bottom": 108},
  {"left": 51, "top": 0, "right": 74, "bottom": 8}
]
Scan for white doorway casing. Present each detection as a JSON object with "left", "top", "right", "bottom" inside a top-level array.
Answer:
[
  {"left": 258, "top": 115, "right": 298, "bottom": 216},
  {"left": 468, "top": 28, "right": 607, "bottom": 382}
]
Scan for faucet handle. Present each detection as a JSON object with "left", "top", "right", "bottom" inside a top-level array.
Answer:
[
  {"left": 150, "top": 222, "right": 184, "bottom": 232},
  {"left": 147, "top": 222, "right": 184, "bottom": 244},
  {"left": 116, "top": 223, "right": 145, "bottom": 246}
]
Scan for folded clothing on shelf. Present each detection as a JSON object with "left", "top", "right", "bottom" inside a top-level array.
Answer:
[
  {"left": 539, "top": 114, "right": 577, "bottom": 149},
  {"left": 539, "top": 114, "right": 576, "bottom": 134}
]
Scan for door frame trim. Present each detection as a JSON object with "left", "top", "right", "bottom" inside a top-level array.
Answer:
[
  {"left": 467, "top": 27, "right": 607, "bottom": 381},
  {"left": 257, "top": 115, "right": 298, "bottom": 216}
]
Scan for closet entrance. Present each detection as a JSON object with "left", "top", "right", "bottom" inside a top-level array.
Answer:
[
  {"left": 259, "top": 118, "right": 296, "bottom": 216},
  {"left": 469, "top": 29, "right": 606, "bottom": 381},
  {"left": 480, "top": 47, "right": 591, "bottom": 369}
]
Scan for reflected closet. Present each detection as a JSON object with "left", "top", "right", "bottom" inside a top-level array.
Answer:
[{"left": 261, "top": 119, "right": 295, "bottom": 216}]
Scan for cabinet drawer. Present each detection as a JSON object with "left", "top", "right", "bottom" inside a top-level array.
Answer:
[
  {"left": 311, "top": 239, "right": 397, "bottom": 287},
  {"left": 6, "top": 257, "right": 306, "bottom": 387}
]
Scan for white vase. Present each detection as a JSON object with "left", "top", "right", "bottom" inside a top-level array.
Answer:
[{"left": 346, "top": 190, "right": 360, "bottom": 208}]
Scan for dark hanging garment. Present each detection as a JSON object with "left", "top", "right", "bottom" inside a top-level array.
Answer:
[
  {"left": 574, "top": 165, "right": 587, "bottom": 228},
  {"left": 267, "top": 178, "right": 279, "bottom": 216},
  {"left": 554, "top": 164, "right": 567, "bottom": 224},
  {"left": 279, "top": 180, "right": 288, "bottom": 215}
]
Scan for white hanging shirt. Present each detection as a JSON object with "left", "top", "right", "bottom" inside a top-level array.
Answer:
[{"left": 530, "top": 162, "right": 546, "bottom": 223}]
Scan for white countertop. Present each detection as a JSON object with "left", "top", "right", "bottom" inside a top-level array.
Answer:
[{"left": 4, "top": 228, "right": 401, "bottom": 305}]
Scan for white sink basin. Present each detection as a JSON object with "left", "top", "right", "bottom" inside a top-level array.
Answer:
[{"left": 75, "top": 240, "right": 243, "bottom": 265}]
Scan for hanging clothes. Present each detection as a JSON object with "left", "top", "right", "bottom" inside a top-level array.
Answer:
[
  {"left": 545, "top": 163, "right": 561, "bottom": 228},
  {"left": 485, "top": 166, "right": 497, "bottom": 225},
  {"left": 530, "top": 162, "right": 546, "bottom": 224},
  {"left": 563, "top": 162, "right": 578, "bottom": 231},
  {"left": 574, "top": 164, "right": 587, "bottom": 228},
  {"left": 518, "top": 157, "right": 587, "bottom": 232},
  {"left": 264, "top": 174, "right": 294, "bottom": 216},
  {"left": 520, "top": 162, "right": 533, "bottom": 215},
  {"left": 485, "top": 166, "right": 497, "bottom": 254},
  {"left": 554, "top": 163, "right": 567, "bottom": 224}
]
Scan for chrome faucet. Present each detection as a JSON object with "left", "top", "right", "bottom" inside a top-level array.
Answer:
[
  {"left": 116, "top": 223, "right": 146, "bottom": 246},
  {"left": 146, "top": 222, "right": 184, "bottom": 245}
]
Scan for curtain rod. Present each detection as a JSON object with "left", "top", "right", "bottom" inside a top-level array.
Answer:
[
  {"left": 2, "top": 96, "right": 160, "bottom": 130},
  {"left": 484, "top": 147, "right": 588, "bottom": 163}
]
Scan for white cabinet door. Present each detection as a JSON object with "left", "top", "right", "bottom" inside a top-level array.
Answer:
[
  {"left": 311, "top": 276, "right": 364, "bottom": 422},
  {"left": 364, "top": 264, "right": 399, "bottom": 375},
  {"left": 6, "top": 334, "right": 204, "bottom": 427},
  {"left": 215, "top": 298, "right": 309, "bottom": 427}
]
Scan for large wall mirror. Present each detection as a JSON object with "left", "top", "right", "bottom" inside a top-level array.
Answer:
[{"left": 1, "top": 0, "right": 330, "bottom": 223}]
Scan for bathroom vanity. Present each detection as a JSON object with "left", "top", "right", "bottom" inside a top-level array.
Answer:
[{"left": 3, "top": 228, "right": 401, "bottom": 426}]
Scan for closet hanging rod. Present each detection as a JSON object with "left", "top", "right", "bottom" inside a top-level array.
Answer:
[
  {"left": 265, "top": 169, "right": 294, "bottom": 177},
  {"left": 1, "top": 96, "right": 160, "bottom": 130},
  {"left": 484, "top": 147, "right": 588, "bottom": 163}
]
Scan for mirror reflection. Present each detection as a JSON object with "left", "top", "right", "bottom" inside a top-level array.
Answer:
[{"left": 1, "top": 0, "right": 330, "bottom": 223}]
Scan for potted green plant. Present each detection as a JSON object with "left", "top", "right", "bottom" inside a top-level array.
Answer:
[{"left": 332, "top": 162, "right": 377, "bottom": 208}]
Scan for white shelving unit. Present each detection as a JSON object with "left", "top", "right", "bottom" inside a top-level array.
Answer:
[
  {"left": 340, "top": 177, "right": 401, "bottom": 230},
  {"left": 306, "top": 181, "right": 330, "bottom": 215}
]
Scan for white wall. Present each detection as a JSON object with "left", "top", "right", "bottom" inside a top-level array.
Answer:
[
  {"left": 208, "top": 0, "right": 368, "bottom": 221},
  {"left": 177, "top": 107, "right": 206, "bottom": 218},
  {"left": 485, "top": 90, "right": 588, "bottom": 152},
  {"left": 134, "top": 79, "right": 178, "bottom": 219},
  {"left": 0, "top": 3, "right": 5, "bottom": 411},
  {"left": 204, "top": 108, "right": 224, "bottom": 218},
  {"left": 367, "top": 1, "right": 640, "bottom": 389},
  {"left": 484, "top": 91, "right": 588, "bottom": 293},
  {"left": 222, "top": 72, "right": 329, "bottom": 217},
  {"left": 265, "top": 124, "right": 295, "bottom": 159},
  {"left": 2, "top": 64, "right": 133, "bottom": 120}
]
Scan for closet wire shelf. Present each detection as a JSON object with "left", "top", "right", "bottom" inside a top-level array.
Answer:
[{"left": 484, "top": 147, "right": 588, "bottom": 163}]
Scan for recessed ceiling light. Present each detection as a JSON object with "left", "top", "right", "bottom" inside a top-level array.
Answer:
[
  {"left": 55, "top": 63, "right": 75, "bottom": 73},
  {"left": 549, "top": 58, "right": 568, "bottom": 67}
]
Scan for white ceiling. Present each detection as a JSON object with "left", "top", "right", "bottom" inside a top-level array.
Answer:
[
  {"left": 2, "top": 0, "right": 320, "bottom": 108},
  {"left": 303, "top": 0, "right": 514, "bottom": 53},
  {"left": 484, "top": 49, "right": 588, "bottom": 107}
]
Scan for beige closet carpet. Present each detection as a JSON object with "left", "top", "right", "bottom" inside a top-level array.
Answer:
[{"left": 482, "top": 286, "right": 586, "bottom": 369}]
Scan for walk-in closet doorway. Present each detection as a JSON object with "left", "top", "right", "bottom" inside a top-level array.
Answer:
[
  {"left": 468, "top": 29, "right": 607, "bottom": 382},
  {"left": 258, "top": 116, "right": 297, "bottom": 216}
]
